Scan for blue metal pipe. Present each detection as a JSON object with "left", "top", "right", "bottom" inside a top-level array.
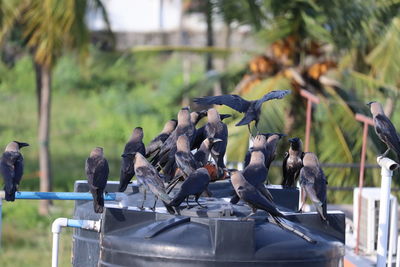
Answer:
[
  {"left": 14, "top": 191, "right": 117, "bottom": 201},
  {"left": 67, "top": 219, "right": 88, "bottom": 228}
]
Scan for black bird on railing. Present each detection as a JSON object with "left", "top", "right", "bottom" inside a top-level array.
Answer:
[
  {"left": 368, "top": 101, "right": 400, "bottom": 161},
  {"left": 85, "top": 147, "right": 109, "bottom": 213},
  {"left": 0, "top": 141, "right": 29, "bottom": 201}
]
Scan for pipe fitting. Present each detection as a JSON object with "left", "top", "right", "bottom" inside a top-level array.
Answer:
[
  {"left": 377, "top": 156, "right": 399, "bottom": 171},
  {"left": 52, "top": 218, "right": 68, "bottom": 233}
]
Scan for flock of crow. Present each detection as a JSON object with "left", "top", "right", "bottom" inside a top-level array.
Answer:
[{"left": 1, "top": 88, "right": 399, "bottom": 227}]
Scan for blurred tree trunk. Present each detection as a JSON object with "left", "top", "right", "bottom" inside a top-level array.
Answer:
[
  {"left": 222, "top": 22, "right": 231, "bottom": 72},
  {"left": 34, "top": 61, "right": 42, "bottom": 115},
  {"left": 37, "top": 64, "right": 52, "bottom": 215},
  {"left": 205, "top": 0, "right": 213, "bottom": 71}
]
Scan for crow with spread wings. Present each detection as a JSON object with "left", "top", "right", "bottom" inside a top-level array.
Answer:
[{"left": 194, "top": 90, "right": 290, "bottom": 132}]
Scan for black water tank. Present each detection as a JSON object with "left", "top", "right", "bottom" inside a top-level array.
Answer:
[
  {"left": 72, "top": 180, "right": 344, "bottom": 266},
  {"left": 98, "top": 208, "right": 345, "bottom": 267},
  {"left": 72, "top": 180, "right": 279, "bottom": 266}
]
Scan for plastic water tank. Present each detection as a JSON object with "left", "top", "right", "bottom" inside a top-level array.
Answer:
[
  {"left": 72, "top": 180, "right": 344, "bottom": 267},
  {"left": 98, "top": 208, "right": 345, "bottom": 267}
]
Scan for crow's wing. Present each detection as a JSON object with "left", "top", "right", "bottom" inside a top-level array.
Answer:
[
  {"left": 13, "top": 154, "right": 24, "bottom": 185},
  {"left": 0, "top": 154, "right": 15, "bottom": 191},
  {"left": 314, "top": 168, "right": 327, "bottom": 204},
  {"left": 93, "top": 158, "right": 109, "bottom": 189},
  {"left": 239, "top": 187, "right": 283, "bottom": 217},
  {"left": 194, "top": 95, "right": 251, "bottom": 113},
  {"left": 255, "top": 90, "right": 291, "bottom": 109},
  {"left": 146, "top": 134, "right": 169, "bottom": 157},
  {"left": 135, "top": 166, "right": 171, "bottom": 203},
  {"left": 235, "top": 112, "right": 256, "bottom": 126},
  {"left": 191, "top": 126, "right": 205, "bottom": 150},
  {"left": 375, "top": 114, "right": 400, "bottom": 156},
  {"left": 179, "top": 169, "right": 210, "bottom": 196},
  {"left": 175, "top": 152, "right": 197, "bottom": 177},
  {"left": 124, "top": 140, "right": 146, "bottom": 155},
  {"left": 282, "top": 152, "right": 289, "bottom": 183}
]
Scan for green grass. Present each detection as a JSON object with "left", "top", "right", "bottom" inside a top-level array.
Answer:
[{"left": 0, "top": 200, "right": 73, "bottom": 266}]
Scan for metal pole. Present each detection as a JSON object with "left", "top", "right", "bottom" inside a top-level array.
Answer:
[
  {"left": 304, "top": 100, "right": 312, "bottom": 152},
  {"left": 355, "top": 122, "right": 369, "bottom": 254},
  {"left": 354, "top": 113, "right": 374, "bottom": 254},
  {"left": 376, "top": 156, "right": 399, "bottom": 267},
  {"left": 10, "top": 191, "right": 118, "bottom": 200},
  {"left": 300, "top": 89, "right": 320, "bottom": 153}
]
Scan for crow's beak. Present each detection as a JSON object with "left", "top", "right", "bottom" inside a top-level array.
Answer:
[{"left": 15, "top": 141, "right": 29, "bottom": 148}]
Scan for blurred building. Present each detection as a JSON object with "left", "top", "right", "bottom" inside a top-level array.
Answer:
[{"left": 87, "top": 0, "right": 255, "bottom": 51}]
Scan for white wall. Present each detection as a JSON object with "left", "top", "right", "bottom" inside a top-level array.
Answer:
[{"left": 88, "top": 0, "right": 182, "bottom": 32}]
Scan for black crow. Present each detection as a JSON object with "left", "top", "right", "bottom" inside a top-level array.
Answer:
[
  {"left": 85, "top": 147, "right": 109, "bottom": 213},
  {"left": 119, "top": 127, "right": 146, "bottom": 192},
  {"left": 0, "top": 141, "right": 29, "bottom": 201},
  {"left": 194, "top": 90, "right": 290, "bottom": 131},
  {"left": 299, "top": 152, "right": 328, "bottom": 223},
  {"left": 282, "top": 137, "right": 304, "bottom": 188}
]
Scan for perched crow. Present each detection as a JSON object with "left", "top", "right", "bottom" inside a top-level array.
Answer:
[
  {"left": 132, "top": 152, "right": 174, "bottom": 213},
  {"left": 231, "top": 151, "right": 273, "bottom": 204},
  {"left": 175, "top": 135, "right": 199, "bottom": 178},
  {"left": 145, "top": 119, "right": 177, "bottom": 158},
  {"left": 299, "top": 152, "right": 328, "bottom": 223},
  {"left": 119, "top": 127, "right": 146, "bottom": 192},
  {"left": 85, "top": 147, "right": 109, "bottom": 213},
  {"left": 167, "top": 137, "right": 222, "bottom": 194},
  {"left": 194, "top": 90, "right": 290, "bottom": 131},
  {"left": 154, "top": 108, "right": 195, "bottom": 178},
  {"left": 191, "top": 113, "right": 231, "bottom": 150},
  {"left": 231, "top": 170, "right": 285, "bottom": 219},
  {"left": 203, "top": 108, "right": 228, "bottom": 169},
  {"left": 193, "top": 137, "right": 223, "bottom": 167},
  {"left": 168, "top": 167, "right": 210, "bottom": 210},
  {"left": 244, "top": 133, "right": 285, "bottom": 169},
  {"left": 0, "top": 141, "right": 29, "bottom": 201},
  {"left": 368, "top": 101, "right": 400, "bottom": 160},
  {"left": 282, "top": 137, "right": 304, "bottom": 188}
]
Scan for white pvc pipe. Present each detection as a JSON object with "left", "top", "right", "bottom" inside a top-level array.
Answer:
[
  {"left": 51, "top": 218, "right": 100, "bottom": 267},
  {"left": 376, "top": 156, "right": 399, "bottom": 267},
  {"left": 388, "top": 199, "right": 398, "bottom": 267},
  {"left": 397, "top": 235, "right": 400, "bottom": 267},
  {"left": 0, "top": 198, "right": 2, "bottom": 249},
  {"left": 52, "top": 232, "right": 60, "bottom": 267}
]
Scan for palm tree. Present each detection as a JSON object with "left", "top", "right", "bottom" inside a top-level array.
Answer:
[
  {"left": 184, "top": 0, "right": 400, "bottom": 201},
  {"left": 0, "top": 0, "right": 112, "bottom": 214}
]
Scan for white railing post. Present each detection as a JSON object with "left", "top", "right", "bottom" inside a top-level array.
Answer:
[
  {"left": 388, "top": 199, "right": 398, "bottom": 267},
  {"left": 376, "top": 156, "right": 399, "bottom": 267},
  {"left": 0, "top": 198, "right": 2, "bottom": 249},
  {"left": 396, "top": 235, "right": 400, "bottom": 267}
]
